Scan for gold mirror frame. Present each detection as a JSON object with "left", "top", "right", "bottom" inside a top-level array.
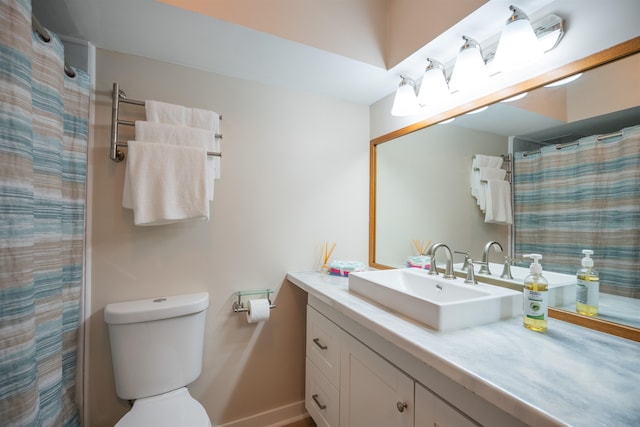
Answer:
[{"left": 369, "top": 37, "right": 640, "bottom": 342}]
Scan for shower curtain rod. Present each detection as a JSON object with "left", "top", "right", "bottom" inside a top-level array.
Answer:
[
  {"left": 31, "top": 14, "right": 76, "bottom": 78},
  {"left": 522, "top": 130, "right": 626, "bottom": 157}
]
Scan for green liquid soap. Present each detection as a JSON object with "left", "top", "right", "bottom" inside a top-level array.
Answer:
[
  {"left": 522, "top": 254, "right": 548, "bottom": 332},
  {"left": 576, "top": 250, "right": 599, "bottom": 316}
]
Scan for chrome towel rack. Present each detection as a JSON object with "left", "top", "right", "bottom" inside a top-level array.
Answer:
[{"left": 110, "top": 82, "right": 223, "bottom": 162}]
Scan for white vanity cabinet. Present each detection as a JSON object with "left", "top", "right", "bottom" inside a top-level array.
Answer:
[
  {"left": 414, "top": 383, "right": 479, "bottom": 427},
  {"left": 305, "top": 301, "right": 522, "bottom": 427},
  {"left": 340, "top": 333, "right": 413, "bottom": 427}
]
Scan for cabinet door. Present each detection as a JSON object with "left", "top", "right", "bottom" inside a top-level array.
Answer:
[
  {"left": 340, "top": 335, "right": 413, "bottom": 427},
  {"left": 415, "top": 383, "right": 479, "bottom": 427}
]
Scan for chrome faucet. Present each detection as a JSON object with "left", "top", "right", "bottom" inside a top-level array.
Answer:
[
  {"left": 478, "top": 241, "right": 503, "bottom": 275},
  {"left": 454, "top": 250, "right": 471, "bottom": 271},
  {"left": 426, "top": 243, "right": 456, "bottom": 279}
]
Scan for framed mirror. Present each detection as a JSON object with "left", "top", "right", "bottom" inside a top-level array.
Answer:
[{"left": 370, "top": 37, "right": 640, "bottom": 341}]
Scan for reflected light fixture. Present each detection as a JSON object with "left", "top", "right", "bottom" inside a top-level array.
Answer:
[
  {"left": 494, "top": 5, "right": 543, "bottom": 72},
  {"left": 544, "top": 73, "right": 583, "bottom": 87},
  {"left": 448, "top": 36, "right": 489, "bottom": 92},
  {"left": 417, "top": 59, "right": 450, "bottom": 106},
  {"left": 501, "top": 92, "right": 528, "bottom": 102},
  {"left": 391, "top": 75, "right": 420, "bottom": 116}
]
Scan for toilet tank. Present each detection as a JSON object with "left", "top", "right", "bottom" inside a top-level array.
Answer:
[{"left": 104, "top": 292, "right": 209, "bottom": 400}]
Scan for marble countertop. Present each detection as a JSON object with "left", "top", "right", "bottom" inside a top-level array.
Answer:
[{"left": 287, "top": 271, "right": 640, "bottom": 427}]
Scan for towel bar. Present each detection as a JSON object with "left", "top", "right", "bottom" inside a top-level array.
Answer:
[{"left": 110, "top": 82, "right": 223, "bottom": 162}]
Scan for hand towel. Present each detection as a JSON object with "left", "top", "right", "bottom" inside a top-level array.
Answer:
[
  {"left": 484, "top": 179, "right": 512, "bottom": 225},
  {"left": 145, "top": 102, "right": 222, "bottom": 181},
  {"left": 477, "top": 167, "right": 507, "bottom": 211},
  {"left": 145, "top": 100, "right": 187, "bottom": 126},
  {"left": 125, "top": 140, "right": 209, "bottom": 226},
  {"left": 470, "top": 155, "right": 504, "bottom": 198},
  {"left": 134, "top": 121, "right": 216, "bottom": 200}
]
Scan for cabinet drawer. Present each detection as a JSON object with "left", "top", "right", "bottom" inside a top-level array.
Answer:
[
  {"left": 307, "top": 305, "right": 341, "bottom": 387},
  {"left": 306, "top": 357, "right": 339, "bottom": 427}
]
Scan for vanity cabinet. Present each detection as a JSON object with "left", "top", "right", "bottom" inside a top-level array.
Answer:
[
  {"left": 340, "top": 333, "right": 413, "bottom": 427},
  {"left": 306, "top": 304, "right": 484, "bottom": 427}
]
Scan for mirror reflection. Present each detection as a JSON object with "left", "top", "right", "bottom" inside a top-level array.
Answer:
[{"left": 374, "top": 50, "right": 640, "bottom": 334}]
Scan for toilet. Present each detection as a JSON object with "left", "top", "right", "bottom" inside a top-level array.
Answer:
[{"left": 104, "top": 292, "right": 211, "bottom": 427}]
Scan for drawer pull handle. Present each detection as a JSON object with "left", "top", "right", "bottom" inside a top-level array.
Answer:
[
  {"left": 396, "top": 401, "right": 408, "bottom": 413},
  {"left": 313, "top": 338, "right": 328, "bottom": 350},
  {"left": 312, "top": 394, "right": 327, "bottom": 410}
]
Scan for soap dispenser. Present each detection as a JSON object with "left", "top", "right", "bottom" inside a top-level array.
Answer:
[
  {"left": 576, "top": 249, "right": 599, "bottom": 316},
  {"left": 522, "top": 254, "right": 549, "bottom": 332}
]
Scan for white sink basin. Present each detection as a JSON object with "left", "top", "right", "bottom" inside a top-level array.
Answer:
[
  {"left": 348, "top": 268, "right": 522, "bottom": 332},
  {"left": 453, "top": 262, "right": 576, "bottom": 307}
]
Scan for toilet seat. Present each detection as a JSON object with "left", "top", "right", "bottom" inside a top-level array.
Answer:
[{"left": 115, "top": 387, "right": 211, "bottom": 427}]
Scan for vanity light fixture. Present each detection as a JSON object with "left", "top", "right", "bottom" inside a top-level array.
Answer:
[
  {"left": 494, "top": 5, "right": 543, "bottom": 72},
  {"left": 391, "top": 75, "right": 420, "bottom": 117},
  {"left": 389, "top": 6, "right": 565, "bottom": 115},
  {"left": 417, "top": 59, "right": 450, "bottom": 106},
  {"left": 544, "top": 73, "right": 583, "bottom": 88},
  {"left": 448, "top": 36, "right": 489, "bottom": 93}
]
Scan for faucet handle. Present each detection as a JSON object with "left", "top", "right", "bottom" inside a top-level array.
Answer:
[
  {"left": 500, "top": 256, "right": 520, "bottom": 279},
  {"left": 464, "top": 258, "right": 478, "bottom": 284},
  {"left": 454, "top": 250, "right": 471, "bottom": 270}
]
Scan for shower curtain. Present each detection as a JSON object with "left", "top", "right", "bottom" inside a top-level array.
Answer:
[
  {"left": 513, "top": 125, "right": 640, "bottom": 299},
  {"left": 1, "top": 1, "right": 89, "bottom": 425}
]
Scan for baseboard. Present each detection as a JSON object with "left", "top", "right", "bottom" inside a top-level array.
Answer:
[{"left": 214, "top": 400, "right": 309, "bottom": 427}]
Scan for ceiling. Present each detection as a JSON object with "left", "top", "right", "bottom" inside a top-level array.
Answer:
[{"left": 32, "top": 0, "right": 559, "bottom": 106}]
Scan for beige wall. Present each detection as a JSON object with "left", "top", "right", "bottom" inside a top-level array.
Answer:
[{"left": 88, "top": 49, "right": 369, "bottom": 426}]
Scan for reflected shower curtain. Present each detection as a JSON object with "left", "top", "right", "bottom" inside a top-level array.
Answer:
[
  {"left": 513, "top": 125, "right": 640, "bottom": 298},
  {"left": 1, "top": 1, "right": 89, "bottom": 425}
]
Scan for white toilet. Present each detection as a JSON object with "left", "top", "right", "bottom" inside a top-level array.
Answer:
[{"left": 104, "top": 292, "right": 211, "bottom": 427}]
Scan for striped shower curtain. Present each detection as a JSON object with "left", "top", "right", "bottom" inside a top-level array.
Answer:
[
  {"left": 514, "top": 125, "right": 640, "bottom": 299},
  {"left": 1, "top": 1, "right": 89, "bottom": 425}
]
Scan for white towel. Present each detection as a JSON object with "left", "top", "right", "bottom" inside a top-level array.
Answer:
[
  {"left": 135, "top": 121, "right": 216, "bottom": 199},
  {"left": 477, "top": 167, "right": 507, "bottom": 211},
  {"left": 484, "top": 180, "right": 512, "bottom": 225},
  {"left": 146, "top": 100, "right": 220, "bottom": 131},
  {"left": 125, "top": 140, "right": 209, "bottom": 226},
  {"left": 470, "top": 155, "right": 504, "bottom": 198},
  {"left": 145, "top": 101, "right": 222, "bottom": 181}
]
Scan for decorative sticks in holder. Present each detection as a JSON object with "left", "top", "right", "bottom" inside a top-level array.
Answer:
[{"left": 232, "top": 290, "right": 276, "bottom": 323}]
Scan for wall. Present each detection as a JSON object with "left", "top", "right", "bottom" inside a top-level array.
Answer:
[{"left": 88, "top": 49, "right": 369, "bottom": 426}]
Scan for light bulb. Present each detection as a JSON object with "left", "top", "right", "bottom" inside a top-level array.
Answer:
[
  {"left": 449, "top": 36, "right": 489, "bottom": 92},
  {"left": 391, "top": 77, "right": 420, "bottom": 116},
  {"left": 494, "top": 6, "right": 543, "bottom": 72},
  {"left": 417, "top": 59, "right": 449, "bottom": 106}
]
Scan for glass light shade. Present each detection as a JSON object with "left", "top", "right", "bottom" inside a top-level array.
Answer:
[
  {"left": 449, "top": 39, "right": 489, "bottom": 92},
  {"left": 544, "top": 73, "right": 582, "bottom": 88},
  {"left": 494, "top": 18, "right": 543, "bottom": 72},
  {"left": 417, "top": 63, "right": 449, "bottom": 106},
  {"left": 391, "top": 78, "right": 420, "bottom": 116}
]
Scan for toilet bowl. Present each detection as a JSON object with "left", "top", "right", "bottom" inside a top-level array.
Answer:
[
  {"left": 104, "top": 292, "right": 211, "bottom": 426},
  {"left": 115, "top": 388, "right": 210, "bottom": 427}
]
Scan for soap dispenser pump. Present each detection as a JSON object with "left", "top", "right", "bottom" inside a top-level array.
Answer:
[
  {"left": 522, "top": 254, "right": 549, "bottom": 332},
  {"left": 576, "top": 249, "right": 599, "bottom": 316}
]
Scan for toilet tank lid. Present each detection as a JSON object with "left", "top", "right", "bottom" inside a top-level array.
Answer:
[{"left": 104, "top": 292, "right": 209, "bottom": 325}]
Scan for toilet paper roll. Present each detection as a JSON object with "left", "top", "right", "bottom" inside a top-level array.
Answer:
[{"left": 246, "top": 298, "right": 270, "bottom": 323}]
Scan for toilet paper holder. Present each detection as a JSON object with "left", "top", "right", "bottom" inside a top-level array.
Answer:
[{"left": 232, "top": 290, "right": 276, "bottom": 313}]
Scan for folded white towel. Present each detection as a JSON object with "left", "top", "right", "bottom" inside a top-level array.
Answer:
[
  {"left": 484, "top": 179, "right": 512, "bottom": 225},
  {"left": 125, "top": 140, "right": 209, "bottom": 226},
  {"left": 135, "top": 121, "right": 216, "bottom": 199},
  {"left": 477, "top": 167, "right": 507, "bottom": 211},
  {"left": 145, "top": 100, "right": 187, "bottom": 126},
  {"left": 146, "top": 100, "right": 220, "bottom": 131},
  {"left": 471, "top": 155, "right": 504, "bottom": 198},
  {"left": 145, "top": 101, "right": 222, "bottom": 181}
]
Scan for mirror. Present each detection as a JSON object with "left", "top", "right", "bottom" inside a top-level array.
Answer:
[{"left": 370, "top": 38, "right": 640, "bottom": 341}]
